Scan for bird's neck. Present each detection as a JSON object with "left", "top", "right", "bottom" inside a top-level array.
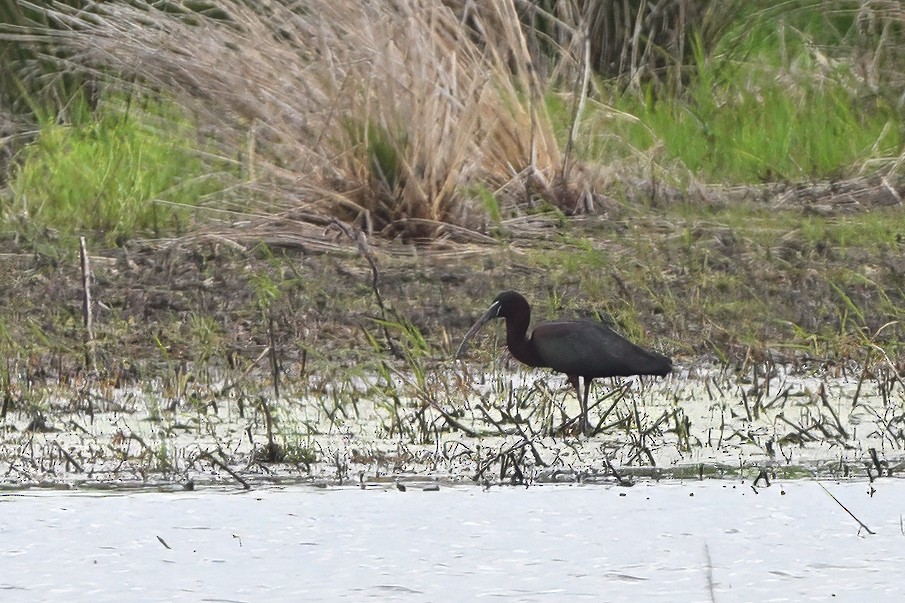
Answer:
[{"left": 505, "top": 316, "right": 543, "bottom": 367}]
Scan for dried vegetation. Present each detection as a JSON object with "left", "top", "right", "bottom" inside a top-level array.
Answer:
[{"left": 23, "top": 0, "right": 578, "bottom": 240}]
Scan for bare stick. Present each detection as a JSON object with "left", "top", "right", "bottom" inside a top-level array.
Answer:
[
  {"left": 54, "top": 441, "right": 83, "bottom": 473},
  {"left": 631, "top": 396, "right": 646, "bottom": 457},
  {"left": 218, "top": 346, "right": 271, "bottom": 397},
  {"left": 603, "top": 455, "right": 632, "bottom": 487},
  {"left": 1, "top": 358, "right": 11, "bottom": 419},
  {"left": 868, "top": 448, "right": 885, "bottom": 480},
  {"left": 704, "top": 542, "right": 716, "bottom": 603},
  {"left": 431, "top": 403, "right": 479, "bottom": 438},
  {"left": 851, "top": 355, "right": 871, "bottom": 408},
  {"left": 79, "top": 236, "right": 96, "bottom": 372},
  {"left": 257, "top": 395, "right": 279, "bottom": 461},
  {"left": 776, "top": 413, "right": 818, "bottom": 442},
  {"left": 817, "top": 481, "right": 875, "bottom": 535},
  {"left": 199, "top": 450, "right": 250, "bottom": 490},
  {"left": 268, "top": 312, "right": 280, "bottom": 400},
  {"left": 328, "top": 218, "right": 401, "bottom": 358},
  {"left": 589, "top": 382, "right": 630, "bottom": 435},
  {"left": 473, "top": 439, "right": 531, "bottom": 482},
  {"left": 819, "top": 382, "right": 849, "bottom": 439}
]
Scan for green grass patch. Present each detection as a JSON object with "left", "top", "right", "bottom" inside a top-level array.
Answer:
[
  {"left": 621, "top": 85, "right": 899, "bottom": 182},
  {"left": 579, "top": 5, "right": 904, "bottom": 183},
  {"left": 796, "top": 211, "right": 905, "bottom": 251},
  {"left": 4, "top": 96, "right": 232, "bottom": 245}
]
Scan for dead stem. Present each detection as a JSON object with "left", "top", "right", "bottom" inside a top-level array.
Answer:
[
  {"left": 704, "top": 541, "right": 716, "bottom": 603},
  {"left": 817, "top": 481, "right": 875, "bottom": 535},
  {"left": 54, "top": 442, "right": 83, "bottom": 473},
  {"left": 268, "top": 312, "right": 280, "bottom": 400},
  {"left": 79, "top": 236, "right": 96, "bottom": 373},
  {"left": 776, "top": 413, "right": 819, "bottom": 443},
  {"left": 818, "top": 382, "right": 849, "bottom": 439},
  {"left": 198, "top": 450, "right": 250, "bottom": 490},
  {"left": 867, "top": 448, "right": 886, "bottom": 480},
  {"left": 851, "top": 356, "right": 871, "bottom": 408},
  {"left": 473, "top": 439, "right": 531, "bottom": 483},
  {"left": 328, "top": 218, "right": 402, "bottom": 358}
]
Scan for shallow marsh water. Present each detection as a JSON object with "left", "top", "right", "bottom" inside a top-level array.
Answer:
[
  {"left": 2, "top": 364, "right": 903, "bottom": 487},
  {"left": 2, "top": 363, "right": 904, "bottom": 601},
  {"left": 2, "top": 479, "right": 903, "bottom": 602}
]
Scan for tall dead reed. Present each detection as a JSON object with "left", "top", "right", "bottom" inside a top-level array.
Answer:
[{"left": 30, "top": 0, "right": 569, "bottom": 240}]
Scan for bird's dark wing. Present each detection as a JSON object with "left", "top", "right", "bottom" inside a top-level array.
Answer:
[{"left": 531, "top": 320, "right": 671, "bottom": 378}]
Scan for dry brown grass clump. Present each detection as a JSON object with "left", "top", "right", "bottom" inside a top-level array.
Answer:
[{"left": 32, "top": 0, "right": 586, "bottom": 241}]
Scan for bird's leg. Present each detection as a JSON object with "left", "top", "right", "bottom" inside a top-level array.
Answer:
[
  {"left": 567, "top": 374, "right": 584, "bottom": 435},
  {"left": 582, "top": 377, "right": 592, "bottom": 437}
]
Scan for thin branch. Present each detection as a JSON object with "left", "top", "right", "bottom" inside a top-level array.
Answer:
[
  {"left": 819, "top": 382, "right": 848, "bottom": 439},
  {"left": 328, "top": 218, "right": 402, "bottom": 358},
  {"left": 79, "top": 236, "right": 96, "bottom": 372},
  {"left": 268, "top": 312, "right": 280, "bottom": 400},
  {"left": 817, "top": 481, "right": 874, "bottom": 535},
  {"left": 199, "top": 450, "right": 251, "bottom": 490}
]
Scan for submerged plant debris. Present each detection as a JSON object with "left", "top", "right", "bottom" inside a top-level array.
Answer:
[{"left": 2, "top": 340, "right": 903, "bottom": 490}]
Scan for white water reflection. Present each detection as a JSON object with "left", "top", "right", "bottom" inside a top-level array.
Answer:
[{"left": 1, "top": 480, "right": 903, "bottom": 602}]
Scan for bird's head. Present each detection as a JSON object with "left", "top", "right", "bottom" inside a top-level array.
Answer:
[
  {"left": 454, "top": 291, "right": 530, "bottom": 358},
  {"left": 487, "top": 291, "right": 529, "bottom": 319}
]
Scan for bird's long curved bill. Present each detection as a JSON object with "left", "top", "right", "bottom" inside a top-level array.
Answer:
[{"left": 454, "top": 305, "right": 498, "bottom": 358}]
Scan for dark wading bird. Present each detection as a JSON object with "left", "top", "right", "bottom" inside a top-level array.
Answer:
[{"left": 455, "top": 291, "right": 671, "bottom": 436}]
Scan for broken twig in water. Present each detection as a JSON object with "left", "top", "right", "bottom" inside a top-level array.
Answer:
[
  {"left": 819, "top": 383, "right": 849, "bottom": 439},
  {"left": 199, "top": 451, "right": 251, "bottom": 490},
  {"left": 54, "top": 441, "right": 83, "bottom": 473},
  {"left": 704, "top": 542, "right": 716, "bottom": 603},
  {"left": 817, "top": 481, "right": 874, "bottom": 535}
]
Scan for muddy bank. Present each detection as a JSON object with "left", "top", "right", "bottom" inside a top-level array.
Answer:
[{"left": 2, "top": 192, "right": 903, "bottom": 382}]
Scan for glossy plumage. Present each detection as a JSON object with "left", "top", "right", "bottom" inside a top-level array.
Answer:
[{"left": 456, "top": 291, "right": 671, "bottom": 435}]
